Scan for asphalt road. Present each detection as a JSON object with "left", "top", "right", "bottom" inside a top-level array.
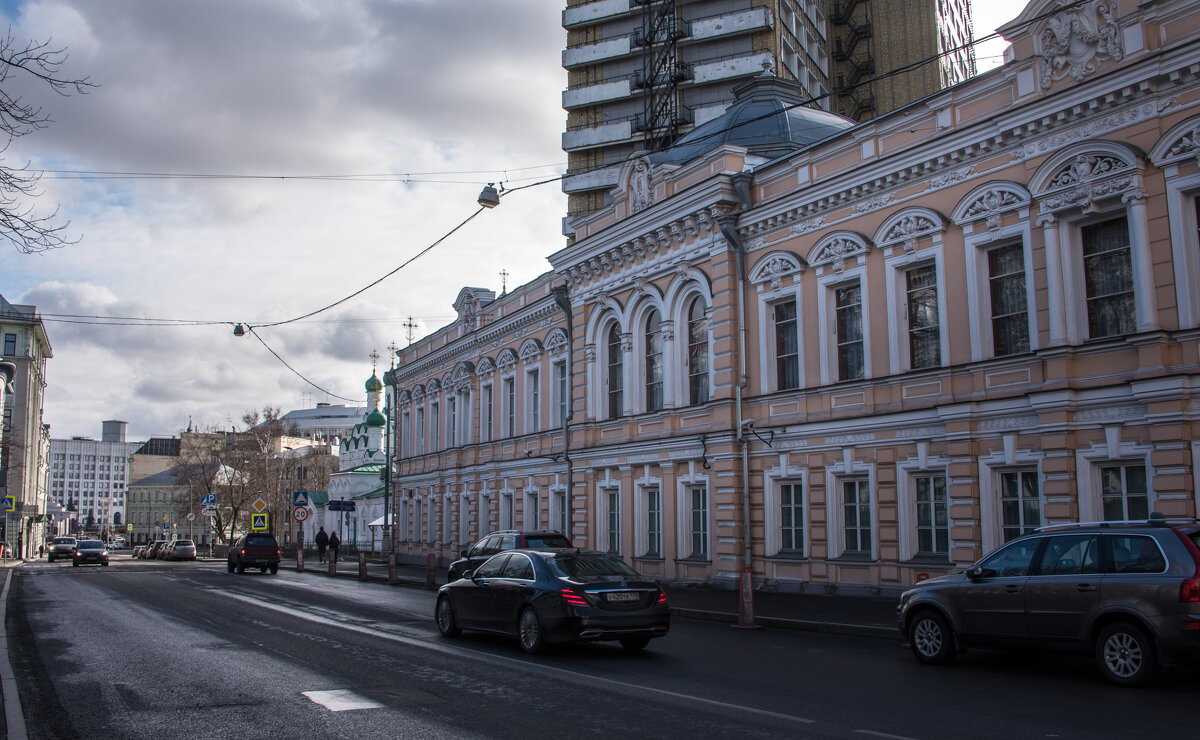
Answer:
[{"left": 8, "top": 556, "right": 1200, "bottom": 739}]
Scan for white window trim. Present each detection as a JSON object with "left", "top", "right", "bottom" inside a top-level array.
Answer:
[
  {"left": 1162, "top": 168, "right": 1200, "bottom": 329},
  {"left": 477, "top": 489, "right": 491, "bottom": 541},
  {"left": 551, "top": 359, "right": 568, "bottom": 429},
  {"left": 895, "top": 447, "right": 953, "bottom": 562},
  {"left": 429, "top": 399, "right": 440, "bottom": 453},
  {"left": 596, "top": 474, "right": 622, "bottom": 554},
  {"left": 633, "top": 467, "right": 664, "bottom": 558},
  {"left": 499, "top": 485, "right": 515, "bottom": 531},
  {"left": 756, "top": 285, "right": 805, "bottom": 392},
  {"left": 764, "top": 457, "right": 808, "bottom": 558},
  {"left": 674, "top": 296, "right": 714, "bottom": 409},
  {"left": 884, "top": 248, "right": 948, "bottom": 375},
  {"left": 978, "top": 442, "right": 1045, "bottom": 556},
  {"left": 675, "top": 463, "right": 711, "bottom": 561},
  {"left": 501, "top": 375, "right": 516, "bottom": 438},
  {"left": 458, "top": 491, "right": 471, "bottom": 547},
  {"left": 480, "top": 381, "right": 494, "bottom": 442},
  {"left": 824, "top": 453, "right": 877, "bottom": 560},
  {"left": 522, "top": 486, "right": 540, "bottom": 531},
  {"left": 525, "top": 366, "right": 541, "bottom": 434},
  {"left": 549, "top": 481, "right": 569, "bottom": 536},
  {"left": 441, "top": 492, "right": 452, "bottom": 544},
  {"left": 962, "top": 221, "right": 1038, "bottom": 362},
  {"left": 1057, "top": 208, "right": 1143, "bottom": 344},
  {"left": 817, "top": 265, "right": 871, "bottom": 385},
  {"left": 1075, "top": 436, "right": 1155, "bottom": 523}
]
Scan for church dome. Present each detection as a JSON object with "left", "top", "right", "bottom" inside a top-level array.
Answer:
[
  {"left": 365, "top": 373, "right": 384, "bottom": 392},
  {"left": 649, "top": 72, "right": 855, "bottom": 167},
  {"left": 365, "top": 409, "right": 386, "bottom": 428}
]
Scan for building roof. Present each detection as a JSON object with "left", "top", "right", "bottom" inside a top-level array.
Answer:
[{"left": 649, "top": 73, "right": 855, "bottom": 167}]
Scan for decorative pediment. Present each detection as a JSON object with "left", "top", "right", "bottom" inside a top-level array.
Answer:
[
  {"left": 453, "top": 287, "right": 495, "bottom": 326},
  {"left": 749, "top": 251, "right": 806, "bottom": 290},
  {"left": 807, "top": 232, "right": 872, "bottom": 274},
  {"left": 518, "top": 339, "right": 543, "bottom": 364},
  {"left": 545, "top": 329, "right": 569, "bottom": 358},
  {"left": 628, "top": 157, "right": 654, "bottom": 214},
  {"left": 1045, "top": 154, "right": 1129, "bottom": 189},
  {"left": 452, "top": 362, "right": 475, "bottom": 385},
  {"left": 397, "top": 390, "right": 411, "bottom": 404},
  {"left": 496, "top": 348, "right": 517, "bottom": 373},
  {"left": 1032, "top": 142, "right": 1141, "bottom": 214},
  {"left": 874, "top": 208, "right": 945, "bottom": 255},
  {"left": 1035, "top": 0, "right": 1124, "bottom": 91},
  {"left": 475, "top": 357, "right": 495, "bottom": 377},
  {"left": 952, "top": 182, "right": 1031, "bottom": 228},
  {"left": 426, "top": 378, "right": 441, "bottom": 395},
  {"left": 412, "top": 385, "right": 425, "bottom": 401},
  {"left": 1150, "top": 116, "right": 1200, "bottom": 168}
]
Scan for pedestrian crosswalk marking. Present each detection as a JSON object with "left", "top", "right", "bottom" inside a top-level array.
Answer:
[{"left": 302, "top": 689, "right": 384, "bottom": 712}]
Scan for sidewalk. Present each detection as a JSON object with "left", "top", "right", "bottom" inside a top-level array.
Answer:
[{"left": 295, "top": 554, "right": 900, "bottom": 639}]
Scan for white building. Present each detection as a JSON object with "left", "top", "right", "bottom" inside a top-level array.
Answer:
[
  {"left": 49, "top": 421, "right": 143, "bottom": 535},
  {"left": 280, "top": 403, "right": 366, "bottom": 445}
]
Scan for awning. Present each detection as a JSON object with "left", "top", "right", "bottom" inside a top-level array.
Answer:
[{"left": 367, "top": 516, "right": 392, "bottom": 527}]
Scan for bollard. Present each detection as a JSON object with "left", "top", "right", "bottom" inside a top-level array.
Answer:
[
  {"left": 425, "top": 552, "right": 436, "bottom": 589},
  {"left": 388, "top": 551, "right": 398, "bottom": 583},
  {"left": 328, "top": 553, "right": 336, "bottom": 577},
  {"left": 297, "top": 548, "right": 304, "bottom": 573},
  {"left": 358, "top": 551, "right": 367, "bottom": 580}
]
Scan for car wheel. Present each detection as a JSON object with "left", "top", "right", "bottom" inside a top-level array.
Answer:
[
  {"left": 436, "top": 596, "right": 461, "bottom": 637},
  {"left": 908, "top": 609, "right": 957, "bottom": 665},
  {"left": 72, "top": 561, "right": 78, "bottom": 567},
  {"left": 260, "top": 566, "right": 267, "bottom": 574},
  {"left": 518, "top": 606, "right": 546, "bottom": 655},
  {"left": 269, "top": 564, "right": 278, "bottom": 574},
  {"left": 620, "top": 636, "right": 650, "bottom": 652},
  {"left": 1097, "top": 621, "right": 1155, "bottom": 687}
]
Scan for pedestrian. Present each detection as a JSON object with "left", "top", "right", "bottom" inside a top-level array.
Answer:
[
  {"left": 315, "top": 526, "right": 329, "bottom": 563},
  {"left": 38, "top": 544, "right": 44, "bottom": 559},
  {"left": 328, "top": 531, "right": 340, "bottom": 564}
]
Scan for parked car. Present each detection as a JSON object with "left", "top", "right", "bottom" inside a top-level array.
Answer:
[
  {"left": 898, "top": 514, "right": 1200, "bottom": 686},
  {"left": 48, "top": 536, "right": 77, "bottom": 562},
  {"left": 145, "top": 541, "right": 168, "bottom": 559},
  {"left": 227, "top": 533, "right": 280, "bottom": 574},
  {"left": 446, "top": 530, "right": 573, "bottom": 582},
  {"left": 107, "top": 540, "right": 125, "bottom": 550},
  {"left": 131, "top": 545, "right": 145, "bottom": 558},
  {"left": 435, "top": 549, "right": 670, "bottom": 654},
  {"left": 72, "top": 540, "right": 109, "bottom": 567},
  {"left": 166, "top": 540, "right": 196, "bottom": 561}
]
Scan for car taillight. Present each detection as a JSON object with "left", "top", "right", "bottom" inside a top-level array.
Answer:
[
  {"left": 240, "top": 549, "right": 246, "bottom": 556},
  {"left": 276, "top": 549, "right": 280, "bottom": 556},
  {"left": 561, "top": 588, "right": 590, "bottom": 607},
  {"left": 1181, "top": 577, "right": 1200, "bottom": 603},
  {"left": 656, "top": 588, "right": 668, "bottom": 605}
]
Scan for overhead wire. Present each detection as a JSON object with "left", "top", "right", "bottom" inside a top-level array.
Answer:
[{"left": 246, "top": 327, "right": 360, "bottom": 403}]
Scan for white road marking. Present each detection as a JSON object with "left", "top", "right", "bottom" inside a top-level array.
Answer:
[
  {"left": 217, "top": 589, "right": 814, "bottom": 726},
  {"left": 855, "top": 730, "right": 918, "bottom": 740},
  {"left": 302, "top": 689, "right": 385, "bottom": 712}
]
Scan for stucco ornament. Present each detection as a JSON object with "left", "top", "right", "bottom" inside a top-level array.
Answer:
[
  {"left": 811, "top": 235, "right": 869, "bottom": 274},
  {"left": 1037, "top": 1, "right": 1124, "bottom": 89},
  {"left": 1164, "top": 123, "right": 1200, "bottom": 165},
  {"left": 963, "top": 188, "right": 1025, "bottom": 230},
  {"left": 884, "top": 215, "right": 936, "bottom": 255},
  {"left": 629, "top": 157, "right": 653, "bottom": 214}
]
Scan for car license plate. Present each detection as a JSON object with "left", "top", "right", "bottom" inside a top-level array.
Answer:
[{"left": 607, "top": 592, "right": 639, "bottom": 603}]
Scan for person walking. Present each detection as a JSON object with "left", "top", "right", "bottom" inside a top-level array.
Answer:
[
  {"left": 328, "top": 531, "right": 340, "bottom": 564},
  {"left": 315, "top": 526, "right": 329, "bottom": 563}
]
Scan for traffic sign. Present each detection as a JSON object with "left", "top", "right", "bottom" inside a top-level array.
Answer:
[
  {"left": 328, "top": 500, "right": 357, "bottom": 512},
  {"left": 126, "top": 523, "right": 133, "bottom": 531},
  {"left": 186, "top": 513, "right": 195, "bottom": 522},
  {"left": 251, "top": 513, "right": 268, "bottom": 530},
  {"left": 201, "top": 506, "right": 217, "bottom": 517},
  {"left": 252, "top": 498, "right": 267, "bottom": 513},
  {"left": 3, "top": 496, "right": 16, "bottom": 512},
  {"left": 293, "top": 507, "right": 309, "bottom": 522},
  {"left": 292, "top": 491, "right": 309, "bottom": 507},
  {"left": 200, "top": 493, "right": 217, "bottom": 506}
]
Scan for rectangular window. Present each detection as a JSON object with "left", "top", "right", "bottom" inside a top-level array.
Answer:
[
  {"left": 607, "top": 490, "right": 621, "bottom": 554},
  {"left": 646, "top": 487, "right": 662, "bottom": 557},
  {"left": 775, "top": 300, "right": 799, "bottom": 390},
  {"left": 527, "top": 368, "right": 540, "bottom": 433},
  {"left": 555, "top": 361, "right": 568, "bottom": 428},
  {"left": 906, "top": 265, "right": 941, "bottom": 369},
  {"left": 483, "top": 384, "right": 494, "bottom": 442},
  {"left": 458, "top": 390, "right": 470, "bottom": 445},
  {"left": 415, "top": 408, "right": 425, "bottom": 455},
  {"left": 842, "top": 479, "right": 872, "bottom": 555},
  {"left": 2, "top": 333, "right": 14, "bottom": 356},
  {"left": 555, "top": 489, "right": 568, "bottom": 534},
  {"left": 999, "top": 469, "right": 1041, "bottom": 542},
  {"left": 988, "top": 243, "right": 1030, "bottom": 356},
  {"left": 780, "top": 481, "right": 804, "bottom": 552},
  {"left": 447, "top": 396, "right": 456, "bottom": 448},
  {"left": 1101, "top": 464, "right": 1148, "bottom": 521},
  {"left": 689, "top": 486, "right": 709, "bottom": 559},
  {"left": 835, "top": 283, "right": 864, "bottom": 381},
  {"left": 914, "top": 474, "right": 949, "bottom": 555},
  {"left": 430, "top": 402, "right": 440, "bottom": 452},
  {"left": 503, "top": 377, "right": 515, "bottom": 437},
  {"left": 1082, "top": 216, "right": 1135, "bottom": 338}
]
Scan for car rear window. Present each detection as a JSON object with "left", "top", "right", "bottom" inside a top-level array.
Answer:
[
  {"left": 78, "top": 541, "right": 104, "bottom": 548},
  {"left": 548, "top": 553, "right": 639, "bottom": 579},
  {"left": 525, "top": 535, "right": 571, "bottom": 549},
  {"left": 1107, "top": 534, "right": 1167, "bottom": 573},
  {"left": 175, "top": 541, "right": 194, "bottom": 547},
  {"left": 245, "top": 535, "right": 277, "bottom": 547},
  {"left": 53, "top": 538, "right": 74, "bottom": 545}
]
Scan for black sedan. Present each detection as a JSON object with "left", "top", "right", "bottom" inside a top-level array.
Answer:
[
  {"left": 72, "top": 540, "right": 109, "bottom": 567},
  {"left": 435, "top": 549, "right": 669, "bottom": 654}
]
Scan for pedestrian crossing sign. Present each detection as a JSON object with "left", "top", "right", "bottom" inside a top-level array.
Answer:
[
  {"left": 1, "top": 496, "right": 13, "bottom": 512},
  {"left": 251, "top": 513, "right": 268, "bottom": 531}
]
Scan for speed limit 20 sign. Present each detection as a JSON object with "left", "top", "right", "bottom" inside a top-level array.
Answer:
[{"left": 293, "top": 507, "right": 309, "bottom": 522}]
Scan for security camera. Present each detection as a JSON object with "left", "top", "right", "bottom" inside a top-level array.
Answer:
[{"left": 739, "top": 419, "right": 755, "bottom": 427}]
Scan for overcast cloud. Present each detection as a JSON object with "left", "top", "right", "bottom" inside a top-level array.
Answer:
[{"left": 0, "top": 0, "right": 1014, "bottom": 442}]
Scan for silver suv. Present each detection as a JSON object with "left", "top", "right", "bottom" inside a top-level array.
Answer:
[{"left": 898, "top": 514, "right": 1200, "bottom": 686}]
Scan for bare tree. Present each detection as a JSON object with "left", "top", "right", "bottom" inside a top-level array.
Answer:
[{"left": 0, "top": 29, "right": 94, "bottom": 253}]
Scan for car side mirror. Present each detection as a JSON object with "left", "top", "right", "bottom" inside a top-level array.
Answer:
[
  {"left": 460, "top": 550, "right": 468, "bottom": 558},
  {"left": 966, "top": 566, "right": 995, "bottom": 579},
  {"left": 462, "top": 570, "right": 475, "bottom": 581}
]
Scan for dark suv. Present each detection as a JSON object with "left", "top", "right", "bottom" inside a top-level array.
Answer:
[
  {"left": 227, "top": 533, "right": 281, "bottom": 574},
  {"left": 898, "top": 514, "right": 1200, "bottom": 686},
  {"left": 447, "top": 530, "right": 572, "bottom": 582}
]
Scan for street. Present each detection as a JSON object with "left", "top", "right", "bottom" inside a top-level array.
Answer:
[{"left": 6, "top": 556, "right": 1200, "bottom": 739}]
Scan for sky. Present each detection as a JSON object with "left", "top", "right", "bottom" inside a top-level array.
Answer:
[{"left": 0, "top": 0, "right": 1018, "bottom": 442}]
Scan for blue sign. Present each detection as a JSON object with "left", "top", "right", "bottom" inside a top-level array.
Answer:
[
  {"left": 327, "top": 500, "right": 356, "bottom": 512},
  {"left": 200, "top": 493, "right": 217, "bottom": 506},
  {"left": 292, "top": 491, "right": 309, "bottom": 507}
]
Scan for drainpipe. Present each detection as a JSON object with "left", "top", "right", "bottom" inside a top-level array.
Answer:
[{"left": 718, "top": 169, "right": 755, "bottom": 628}]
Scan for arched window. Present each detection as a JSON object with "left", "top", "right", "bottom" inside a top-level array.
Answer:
[
  {"left": 686, "top": 296, "right": 710, "bottom": 404},
  {"left": 644, "top": 309, "right": 663, "bottom": 413},
  {"left": 607, "top": 323, "right": 623, "bottom": 418}
]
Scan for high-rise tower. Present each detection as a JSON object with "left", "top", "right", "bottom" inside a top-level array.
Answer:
[{"left": 561, "top": 0, "right": 976, "bottom": 226}]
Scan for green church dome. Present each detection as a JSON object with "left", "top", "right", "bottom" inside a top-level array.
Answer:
[
  {"left": 365, "top": 409, "right": 386, "bottom": 428},
  {"left": 365, "top": 373, "right": 384, "bottom": 392}
]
